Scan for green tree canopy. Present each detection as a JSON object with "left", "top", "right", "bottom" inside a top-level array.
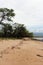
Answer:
[
  {"left": 3, "top": 24, "right": 13, "bottom": 37},
  {"left": 0, "top": 8, "right": 15, "bottom": 25},
  {"left": 12, "top": 23, "right": 33, "bottom": 38}
]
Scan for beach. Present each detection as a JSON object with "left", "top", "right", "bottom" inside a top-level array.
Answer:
[{"left": 0, "top": 38, "right": 43, "bottom": 65}]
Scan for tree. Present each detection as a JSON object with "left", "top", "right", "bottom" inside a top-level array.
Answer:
[
  {"left": 13, "top": 23, "right": 33, "bottom": 38},
  {"left": 0, "top": 8, "right": 15, "bottom": 25},
  {"left": 0, "top": 8, "right": 15, "bottom": 37},
  {"left": 3, "top": 24, "right": 13, "bottom": 37}
]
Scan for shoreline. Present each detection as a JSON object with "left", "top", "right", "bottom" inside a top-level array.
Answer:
[{"left": 32, "top": 38, "right": 43, "bottom": 42}]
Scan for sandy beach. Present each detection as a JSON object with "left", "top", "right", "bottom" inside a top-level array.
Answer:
[{"left": 0, "top": 38, "right": 43, "bottom": 65}]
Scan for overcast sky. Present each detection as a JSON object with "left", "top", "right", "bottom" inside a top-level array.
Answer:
[{"left": 0, "top": 0, "right": 43, "bottom": 32}]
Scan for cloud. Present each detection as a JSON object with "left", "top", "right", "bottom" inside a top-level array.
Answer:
[{"left": 0, "top": 0, "right": 43, "bottom": 32}]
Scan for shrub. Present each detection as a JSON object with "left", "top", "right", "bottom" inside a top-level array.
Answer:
[{"left": 13, "top": 23, "right": 33, "bottom": 38}]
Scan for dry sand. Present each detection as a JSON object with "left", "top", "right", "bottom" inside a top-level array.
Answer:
[{"left": 0, "top": 38, "right": 43, "bottom": 65}]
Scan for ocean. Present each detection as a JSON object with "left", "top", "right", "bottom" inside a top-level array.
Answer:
[
  {"left": 33, "top": 37, "right": 43, "bottom": 41},
  {"left": 33, "top": 32, "right": 43, "bottom": 41}
]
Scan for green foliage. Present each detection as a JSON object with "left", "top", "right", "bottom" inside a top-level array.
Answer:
[
  {"left": 28, "top": 32, "right": 33, "bottom": 38},
  {"left": 0, "top": 23, "right": 33, "bottom": 38},
  {"left": 0, "top": 8, "right": 15, "bottom": 25},
  {"left": 0, "top": 31, "right": 4, "bottom": 37},
  {"left": 0, "top": 8, "right": 33, "bottom": 38},
  {"left": 0, "top": 8, "right": 15, "bottom": 37},
  {"left": 3, "top": 24, "right": 13, "bottom": 37},
  {"left": 13, "top": 23, "right": 33, "bottom": 38}
]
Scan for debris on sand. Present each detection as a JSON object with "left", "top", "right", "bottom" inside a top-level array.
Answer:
[
  {"left": 0, "top": 55, "right": 2, "bottom": 58},
  {"left": 37, "top": 54, "right": 43, "bottom": 57},
  {"left": 11, "top": 46, "right": 15, "bottom": 49},
  {"left": 22, "top": 38, "right": 31, "bottom": 41},
  {"left": 40, "top": 49, "right": 43, "bottom": 51}
]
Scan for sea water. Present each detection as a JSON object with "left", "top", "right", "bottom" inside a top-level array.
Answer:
[{"left": 33, "top": 37, "right": 43, "bottom": 41}]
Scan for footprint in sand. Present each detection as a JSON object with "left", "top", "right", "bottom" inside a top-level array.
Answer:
[
  {"left": 0, "top": 54, "right": 2, "bottom": 58},
  {"left": 0, "top": 51, "right": 3, "bottom": 58},
  {"left": 11, "top": 46, "right": 21, "bottom": 49},
  {"left": 11, "top": 46, "right": 15, "bottom": 49},
  {"left": 37, "top": 54, "right": 43, "bottom": 57},
  {"left": 0, "top": 47, "right": 10, "bottom": 58},
  {"left": 40, "top": 49, "right": 43, "bottom": 51}
]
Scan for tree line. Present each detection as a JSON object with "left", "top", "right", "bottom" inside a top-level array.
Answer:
[{"left": 0, "top": 8, "right": 33, "bottom": 38}]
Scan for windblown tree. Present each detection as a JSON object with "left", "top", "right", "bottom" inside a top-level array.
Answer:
[
  {"left": 13, "top": 23, "right": 33, "bottom": 38},
  {"left": 0, "top": 8, "right": 15, "bottom": 37},
  {"left": 0, "top": 8, "right": 15, "bottom": 25},
  {"left": 0, "top": 8, "right": 33, "bottom": 38}
]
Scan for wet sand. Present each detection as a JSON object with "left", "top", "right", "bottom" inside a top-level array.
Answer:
[{"left": 0, "top": 38, "right": 43, "bottom": 65}]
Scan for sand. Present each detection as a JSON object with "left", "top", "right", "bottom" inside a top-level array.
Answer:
[{"left": 0, "top": 38, "right": 43, "bottom": 65}]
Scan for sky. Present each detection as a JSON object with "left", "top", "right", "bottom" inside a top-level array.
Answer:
[{"left": 0, "top": 0, "right": 43, "bottom": 32}]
